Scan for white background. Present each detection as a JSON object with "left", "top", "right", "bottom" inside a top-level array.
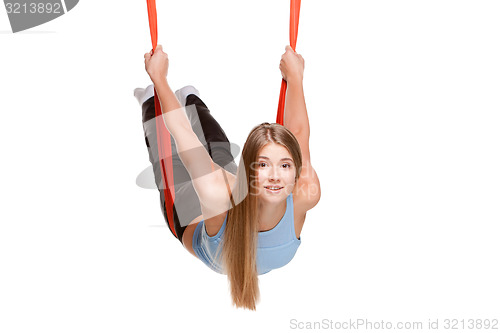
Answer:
[{"left": 1, "top": 0, "right": 499, "bottom": 332}]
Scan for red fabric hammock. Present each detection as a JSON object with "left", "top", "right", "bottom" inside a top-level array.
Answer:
[
  {"left": 276, "top": 0, "right": 302, "bottom": 125},
  {"left": 145, "top": 0, "right": 301, "bottom": 239},
  {"left": 146, "top": 0, "right": 176, "bottom": 236}
]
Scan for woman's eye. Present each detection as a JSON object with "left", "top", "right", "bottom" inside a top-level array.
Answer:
[{"left": 258, "top": 162, "right": 291, "bottom": 168}]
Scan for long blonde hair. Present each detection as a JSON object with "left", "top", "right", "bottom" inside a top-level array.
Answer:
[{"left": 221, "top": 122, "right": 302, "bottom": 310}]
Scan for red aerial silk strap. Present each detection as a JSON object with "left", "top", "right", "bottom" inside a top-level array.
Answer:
[
  {"left": 146, "top": 0, "right": 177, "bottom": 238},
  {"left": 276, "top": 0, "right": 301, "bottom": 125}
]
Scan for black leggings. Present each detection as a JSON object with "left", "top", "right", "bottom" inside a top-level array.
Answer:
[{"left": 141, "top": 94, "right": 238, "bottom": 244}]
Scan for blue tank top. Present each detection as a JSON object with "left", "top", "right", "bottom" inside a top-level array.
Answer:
[{"left": 192, "top": 193, "right": 301, "bottom": 275}]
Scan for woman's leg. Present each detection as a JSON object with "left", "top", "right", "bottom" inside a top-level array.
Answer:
[
  {"left": 141, "top": 96, "right": 191, "bottom": 242},
  {"left": 140, "top": 88, "right": 237, "bottom": 245},
  {"left": 185, "top": 93, "right": 238, "bottom": 175}
]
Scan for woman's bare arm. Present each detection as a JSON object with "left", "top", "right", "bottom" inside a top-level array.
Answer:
[
  {"left": 144, "top": 46, "right": 231, "bottom": 216},
  {"left": 153, "top": 79, "right": 214, "bottom": 178},
  {"left": 280, "top": 46, "right": 321, "bottom": 210},
  {"left": 284, "top": 79, "right": 320, "bottom": 210},
  {"left": 283, "top": 80, "right": 311, "bottom": 162}
]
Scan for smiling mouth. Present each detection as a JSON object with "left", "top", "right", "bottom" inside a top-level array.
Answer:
[{"left": 264, "top": 186, "right": 283, "bottom": 193}]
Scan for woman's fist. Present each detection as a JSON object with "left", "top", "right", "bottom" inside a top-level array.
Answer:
[
  {"left": 144, "top": 44, "right": 169, "bottom": 84},
  {"left": 279, "top": 45, "right": 304, "bottom": 83}
]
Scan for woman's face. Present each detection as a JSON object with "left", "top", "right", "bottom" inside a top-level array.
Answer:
[{"left": 253, "top": 143, "right": 296, "bottom": 203}]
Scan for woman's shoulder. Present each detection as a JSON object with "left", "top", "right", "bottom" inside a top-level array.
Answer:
[
  {"left": 203, "top": 210, "right": 229, "bottom": 237},
  {"left": 292, "top": 162, "right": 321, "bottom": 213},
  {"left": 199, "top": 167, "right": 235, "bottom": 237}
]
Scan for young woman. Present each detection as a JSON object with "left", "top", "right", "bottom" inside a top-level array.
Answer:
[{"left": 135, "top": 45, "right": 321, "bottom": 310}]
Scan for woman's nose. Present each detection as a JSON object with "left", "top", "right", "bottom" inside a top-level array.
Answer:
[{"left": 268, "top": 167, "right": 280, "bottom": 181}]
